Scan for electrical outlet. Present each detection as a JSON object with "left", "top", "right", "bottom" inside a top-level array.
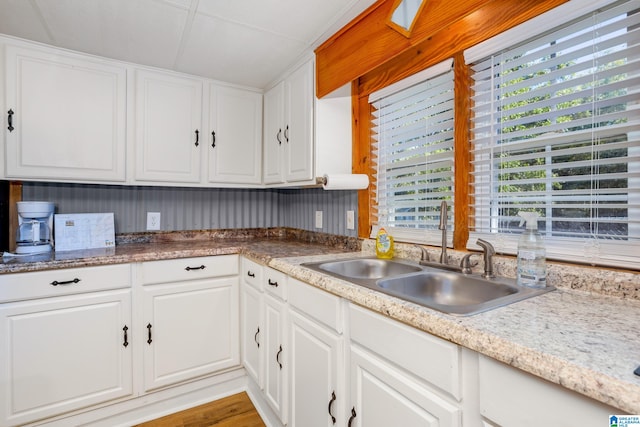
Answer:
[
  {"left": 346, "top": 210, "right": 355, "bottom": 230},
  {"left": 315, "top": 211, "right": 323, "bottom": 229},
  {"left": 147, "top": 212, "right": 161, "bottom": 231}
]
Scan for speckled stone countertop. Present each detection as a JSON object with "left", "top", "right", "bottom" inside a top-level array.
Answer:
[
  {"left": 270, "top": 251, "right": 640, "bottom": 415},
  {"left": 0, "top": 228, "right": 359, "bottom": 274},
  {"left": 2, "top": 228, "right": 639, "bottom": 414}
]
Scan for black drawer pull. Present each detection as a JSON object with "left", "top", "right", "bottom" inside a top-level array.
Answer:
[
  {"left": 254, "top": 327, "right": 260, "bottom": 348},
  {"left": 328, "top": 391, "right": 337, "bottom": 424},
  {"left": 276, "top": 345, "right": 283, "bottom": 369},
  {"left": 8, "top": 109, "right": 14, "bottom": 132},
  {"left": 348, "top": 407, "right": 357, "bottom": 427},
  {"left": 185, "top": 265, "right": 206, "bottom": 271},
  {"left": 123, "top": 326, "right": 129, "bottom": 347},
  {"left": 147, "top": 323, "right": 153, "bottom": 344},
  {"left": 268, "top": 279, "right": 279, "bottom": 287},
  {"left": 50, "top": 278, "right": 81, "bottom": 286},
  {"left": 194, "top": 129, "right": 200, "bottom": 147},
  {"left": 247, "top": 271, "right": 256, "bottom": 278}
]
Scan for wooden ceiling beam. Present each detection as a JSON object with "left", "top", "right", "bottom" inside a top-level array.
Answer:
[{"left": 315, "top": 0, "right": 568, "bottom": 98}]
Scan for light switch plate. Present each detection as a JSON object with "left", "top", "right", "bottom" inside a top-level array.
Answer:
[
  {"left": 347, "top": 210, "right": 355, "bottom": 230},
  {"left": 315, "top": 211, "right": 323, "bottom": 229}
]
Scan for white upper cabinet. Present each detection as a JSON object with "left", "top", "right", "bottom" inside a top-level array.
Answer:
[
  {"left": 284, "top": 60, "right": 314, "bottom": 182},
  {"left": 134, "top": 69, "right": 203, "bottom": 184},
  {"left": 263, "top": 59, "right": 354, "bottom": 187},
  {"left": 208, "top": 84, "right": 262, "bottom": 184},
  {"left": 263, "top": 82, "right": 285, "bottom": 184},
  {"left": 4, "top": 45, "right": 127, "bottom": 182},
  {"left": 263, "top": 60, "right": 314, "bottom": 185}
]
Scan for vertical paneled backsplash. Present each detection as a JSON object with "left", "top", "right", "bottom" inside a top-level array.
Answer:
[{"left": 22, "top": 182, "right": 358, "bottom": 236}]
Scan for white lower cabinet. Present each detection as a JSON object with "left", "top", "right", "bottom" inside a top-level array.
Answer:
[
  {"left": 0, "top": 256, "right": 242, "bottom": 427},
  {"left": 240, "top": 259, "right": 289, "bottom": 424},
  {"left": 264, "top": 293, "right": 288, "bottom": 421},
  {"left": 0, "top": 265, "right": 133, "bottom": 427},
  {"left": 349, "top": 345, "right": 460, "bottom": 427},
  {"left": 241, "top": 282, "right": 264, "bottom": 387},
  {"left": 288, "top": 277, "right": 344, "bottom": 427},
  {"left": 347, "top": 303, "right": 462, "bottom": 427},
  {"left": 139, "top": 256, "right": 240, "bottom": 391},
  {"left": 478, "top": 355, "right": 622, "bottom": 427}
]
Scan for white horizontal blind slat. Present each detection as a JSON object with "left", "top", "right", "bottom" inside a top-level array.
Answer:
[
  {"left": 371, "top": 65, "right": 455, "bottom": 245},
  {"left": 467, "top": 0, "right": 640, "bottom": 269}
]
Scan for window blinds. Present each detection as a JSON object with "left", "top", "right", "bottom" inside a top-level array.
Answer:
[
  {"left": 371, "top": 64, "right": 455, "bottom": 245},
  {"left": 468, "top": 0, "right": 640, "bottom": 268}
]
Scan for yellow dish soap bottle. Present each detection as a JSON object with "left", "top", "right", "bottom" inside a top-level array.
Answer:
[{"left": 375, "top": 227, "right": 394, "bottom": 259}]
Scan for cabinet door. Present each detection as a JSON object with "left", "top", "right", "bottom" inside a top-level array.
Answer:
[
  {"left": 284, "top": 60, "right": 314, "bottom": 182},
  {"left": 289, "top": 310, "right": 343, "bottom": 427},
  {"left": 263, "top": 82, "right": 285, "bottom": 184},
  {"left": 349, "top": 345, "right": 460, "bottom": 427},
  {"left": 0, "top": 290, "right": 132, "bottom": 426},
  {"left": 264, "top": 293, "right": 287, "bottom": 423},
  {"left": 241, "top": 282, "right": 263, "bottom": 388},
  {"left": 5, "top": 45, "right": 126, "bottom": 182},
  {"left": 142, "top": 277, "right": 239, "bottom": 391},
  {"left": 135, "top": 69, "right": 203, "bottom": 183},
  {"left": 208, "top": 85, "right": 262, "bottom": 184}
]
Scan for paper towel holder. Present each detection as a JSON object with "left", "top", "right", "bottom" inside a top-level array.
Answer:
[{"left": 317, "top": 174, "right": 370, "bottom": 190}]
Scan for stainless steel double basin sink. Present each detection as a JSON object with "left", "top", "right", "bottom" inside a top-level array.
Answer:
[{"left": 301, "top": 257, "right": 554, "bottom": 316}]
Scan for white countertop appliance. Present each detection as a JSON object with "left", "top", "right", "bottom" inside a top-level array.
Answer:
[{"left": 16, "top": 201, "right": 55, "bottom": 254}]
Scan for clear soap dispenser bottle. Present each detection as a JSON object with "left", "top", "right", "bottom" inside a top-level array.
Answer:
[{"left": 517, "top": 211, "right": 547, "bottom": 288}]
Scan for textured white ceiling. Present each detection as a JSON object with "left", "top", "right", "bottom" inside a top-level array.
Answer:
[{"left": 0, "top": 0, "right": 376, "bottom": 89}]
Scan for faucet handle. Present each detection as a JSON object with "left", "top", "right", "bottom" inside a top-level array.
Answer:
[
  {"left": 460, "top": 253, "right": 480, "bottom": 274},
  {"left": 414, "top": 245, "right": 430, "bottom": 262}
]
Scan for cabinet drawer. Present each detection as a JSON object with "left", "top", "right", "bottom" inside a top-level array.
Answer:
[
  {"left": 289, "top": 277, "right": 342, "bottom": 333},
  {"left": 264, "top": 267, "right": 287, "bottom": 300},
  {"left": 0, "top": 264, "right": 131, "bottom": 303},
  {"left": 349, "top": 303, "right": 461, "bottom": 400},
  {"left": 139, "top": 255, "right": 238, "bottom": 285},
  {"left": 242, "top": 258, "right": 263, "bottom": 290},
  {"left": 478, "top": 355, "right": 620, "bottom": 426}
]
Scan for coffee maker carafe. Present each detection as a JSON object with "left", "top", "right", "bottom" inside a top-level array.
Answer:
[{"left": 16, "top": 201, "right": 55, "bottom": 254}]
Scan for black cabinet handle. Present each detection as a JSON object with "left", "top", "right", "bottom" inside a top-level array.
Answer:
[
  {"left": 268, "top": 279, "right": 279, "bottom": 287},
  {"left": 254, "top": 327, "right": 260, "bottom": 348},
  {"left": 123, "top": 325, "right": 129, "bottom": 347},
  {"left": 185, "top": 265, "right": 206, "bottom": 271},
  {"left": 348, "top": 407, "right": 357, "bottom": 427},
  {"left": 211, "top": 131, "right": 216, "bottom": 148},
  {"left": 247, "top": 271, "right": 255, "bottom": 278},
  {"left": 277, "top": 128, "right": 282, "bottom": 145},
  {"left": 147, "top": 323, "right": 153, "bottom": 344},
  {"left": 284, "top": 125, "right": 289, "bottom": 142},
  {"left": 276, "top": 345, "right": 283, "bottom": 369},
  {"left": 195, "top": 129, "right": 199, "bottom": 147},
  {"left": 7, "top": 109, "right": 14, "bottom": 132},
  {"left": 50, "top": 278, "right": 81, "bottom": 286},
  {"left": 328, "top": 391, "right": 336, "bottom": 424}
]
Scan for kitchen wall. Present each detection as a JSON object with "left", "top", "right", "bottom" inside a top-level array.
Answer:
[{"left": 22, "top": 182, "right": 358, "bottom": 237}]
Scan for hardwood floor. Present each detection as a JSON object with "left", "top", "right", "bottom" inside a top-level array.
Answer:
[{"left": 134, "top": 392, "right": 265, "bottom": 427}]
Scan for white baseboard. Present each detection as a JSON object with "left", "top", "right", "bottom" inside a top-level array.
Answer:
[
  {"left": 28, "top": 368, "right": 248, "bottom": 427},
  {"left": 245, "top": 379, "right": 285, "bottom": 427}
]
